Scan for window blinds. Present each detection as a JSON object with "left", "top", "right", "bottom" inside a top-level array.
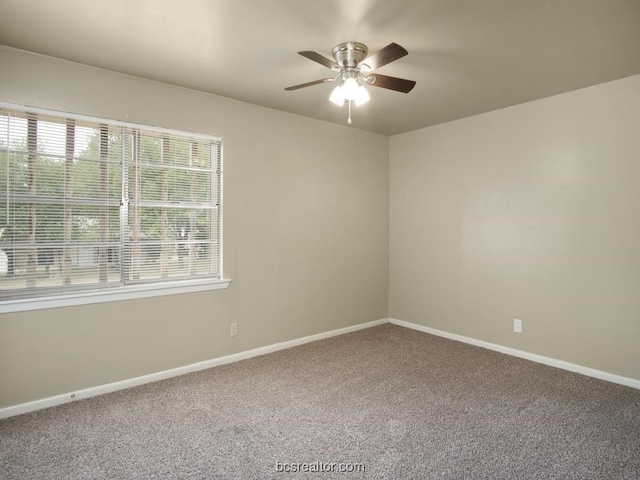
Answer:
[{"left": 0, "top": 104, "right": 222, "bottom": 300}]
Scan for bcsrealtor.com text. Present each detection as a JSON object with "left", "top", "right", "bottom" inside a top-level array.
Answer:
[{"left": 275, "top": 461, "right": 365, "bottom": 473}]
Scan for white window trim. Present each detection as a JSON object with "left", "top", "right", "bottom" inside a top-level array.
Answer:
[{"left": 0, "top": 278, "right": 231, "bottom": 313}]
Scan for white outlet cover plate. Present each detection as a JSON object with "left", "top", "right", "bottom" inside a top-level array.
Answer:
[{"left": 514, "top": 319, "right": 523, "bottom": 333}]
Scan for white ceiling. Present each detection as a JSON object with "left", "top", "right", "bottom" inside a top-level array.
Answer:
[{"left": 1, "top": 0, "right": 639, "bottom": 136}]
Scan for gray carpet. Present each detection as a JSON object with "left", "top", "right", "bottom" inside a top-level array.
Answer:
[{"left": 1, "top": 323, "right": 639, "bottom": 479}]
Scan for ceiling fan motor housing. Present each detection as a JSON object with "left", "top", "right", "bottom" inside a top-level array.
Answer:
[{"left": 332, "top": 42, "right": 368, "bottom": 69}]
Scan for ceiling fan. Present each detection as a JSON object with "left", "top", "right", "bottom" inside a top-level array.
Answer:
[{"left": 285, "top": 42, "right": 416, "bottom": 124}]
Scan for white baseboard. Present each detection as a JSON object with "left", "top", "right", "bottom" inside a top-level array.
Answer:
[
  {"left": 5, "top": 316, "right": 635, "bottom": 420},
  {"left": 0, "top": 317, "right": 389, "bottom": 419},
  {"left": 389, "top": 318, "right": 640, "bottom": 390}
]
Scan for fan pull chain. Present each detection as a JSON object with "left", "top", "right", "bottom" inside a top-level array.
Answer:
[{"left": 348, "top": 100, "right": 352, "bottom": 125}]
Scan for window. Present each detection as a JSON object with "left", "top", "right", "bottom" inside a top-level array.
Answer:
[{"left": 0, "top": 103, "right": 226, "bottom": 309}]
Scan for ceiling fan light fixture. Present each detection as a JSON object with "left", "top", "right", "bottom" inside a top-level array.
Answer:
[
  {"left": 330, "top": 78, "right": 369, "bottom": 107},
  {"left": 329, "top": 85, "right": 346, "bottom": 106},
  {"left": 354, "top": 85, "right": 370, "bottom": 106},
  {"left": 342, "top": 76, "right": 360, "bottom": 101}
]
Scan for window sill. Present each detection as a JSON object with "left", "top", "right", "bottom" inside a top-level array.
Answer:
[{"left": 0, "top": 278, "right": 231, "bottom": 314}]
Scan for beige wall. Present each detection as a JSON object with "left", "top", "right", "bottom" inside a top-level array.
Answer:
[
  {"left": 0, "top": 47, "right": 390, "bottom": 408},
  {"left": 3, "top": 45, "right": 639, "bottom": 410},
  {"left": 390, "top": 74, "right": 640, "bottom": 380}
]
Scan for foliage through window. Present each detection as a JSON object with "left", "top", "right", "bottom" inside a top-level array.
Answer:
[{"left": 0, "top": 104, "right": 222, "bottom": 301}]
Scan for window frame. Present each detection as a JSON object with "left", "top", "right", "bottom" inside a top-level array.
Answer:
[{"left": 0, "top": 102, "right": 229, "bottom": 313}]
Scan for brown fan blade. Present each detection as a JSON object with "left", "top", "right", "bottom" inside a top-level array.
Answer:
[
  {"left": 298, "top": 51, "right": 339, "bottom": 70},
  {"left": 284, "top": 78, "right": 333, "bottom": 91},
  {"left": 361, "top": 43, "right": 408, "bottom": 70},
  {"left": 368, "top": 73, "right": 416, "bottom": 93}
]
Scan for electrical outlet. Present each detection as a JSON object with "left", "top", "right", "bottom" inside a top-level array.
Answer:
[
  {"left": 513, "top": 319, "right": 523, "bottom": 333},
  {"left": 230, "top": 323, "right": 238, "bottom": 336}
]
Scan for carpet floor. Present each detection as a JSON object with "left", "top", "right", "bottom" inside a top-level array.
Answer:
[{"left": 1, "top": 323, "right": 639, "bottom": 479}]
